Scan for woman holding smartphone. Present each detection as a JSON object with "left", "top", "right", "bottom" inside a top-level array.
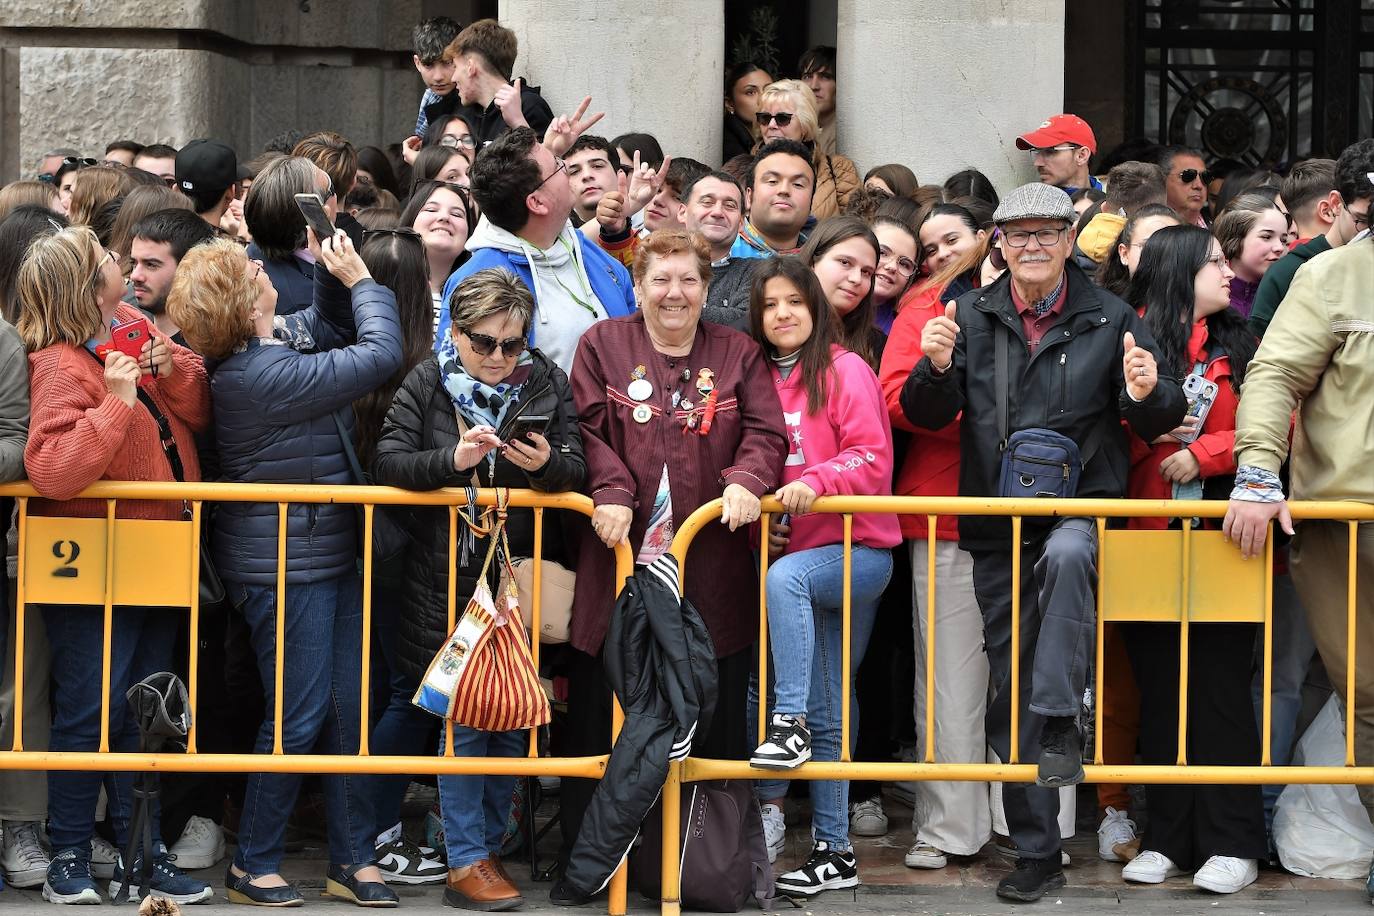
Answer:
[
  {"left": 18, "top": 226, "right": 212, "bottom": 905},
  {"left": 373, "top": 268, "right": 585, "bottom": 911},
  {"left": 1116, "top": 224, "right": 1264, "bottom": 895}
]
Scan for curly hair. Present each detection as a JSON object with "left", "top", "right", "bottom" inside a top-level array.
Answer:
[
  {"left": 166, "top": 238, "right": 257, "bottom": 360},
  {"left": 630, "top": 229, "right": 713, "bottom": 289}
]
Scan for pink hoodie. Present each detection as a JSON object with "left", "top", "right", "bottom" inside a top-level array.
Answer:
[{"left": 771, "top": 345, "right": 902, "bottom": 554}]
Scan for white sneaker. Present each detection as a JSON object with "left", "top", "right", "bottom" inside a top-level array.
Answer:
[
  {"left": 1097, "top": 807, "right": 1139, "bottom": 862},
  {"left": 2, "top": 820, "right": 51, "bottom": 888},
  {"left": 1192, "top": 855, "right": 1257, "bottom": 894},
  {"left": 89, "top": 836, "right": 118, "bottom": 880},
  {"left": 848, "top": 798, "right": 888, "bottom": 837},
  {"left": 168, "top": 815, "right": 226, "bottom": 871},
  {"left": 1122, "top": 849, "right": 1185, "bottom": 884},
  {"left": 903, "top": 841, "right": 948, "bottom": 869},
  {"left": 761, "top": 803, "right": 785, "bottom": 864}
]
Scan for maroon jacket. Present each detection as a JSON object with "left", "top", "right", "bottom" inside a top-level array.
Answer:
[{"left": 569, "top": 313, "right": 787, "bottom": 658}]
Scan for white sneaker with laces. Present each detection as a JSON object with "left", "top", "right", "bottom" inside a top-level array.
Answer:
[
  {"left": 168, "top": 815, "right": 226, "bottom": 871},
  {"left": 848, "top": 798, "right": 888, "bottom": 837},
  {"left": 903, "top": 841, "right": 948, "bottom": 869},
  {"left": 774, "top": 841, "right": 859, "bottom": 896},
  {"left": 1122, "top": 849, "right": 1185, "bottom": 884},
  {"left": 89, "top": 836, "right": 118, "bottom": 880},
  {"left": 1, "top": 820, "right": 51, "bottom": 888},
  {"left": 1097, "top": 807, "right": 1138, "bottom": 862},
  {"left": 761, "top": 803, "right": 785, "bottom": 864},
  {"left": 1192, "top": 855, "right": 1257, "bottom": 894}
]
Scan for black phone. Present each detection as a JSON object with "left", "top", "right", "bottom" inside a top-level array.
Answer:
[
  {"left": 504, "top": 415, "right": 550, "bottom": 443},
  {"left": 293, "top": 192, "right": 336, "bottom": 243}
]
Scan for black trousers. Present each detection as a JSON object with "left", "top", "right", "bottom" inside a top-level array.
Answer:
[
  {"left": 555, "top": 644, "right": 750, "bottom": 867},
  {"left": 851, "top": 544, "right": 914, "bottom": 800},
  {"left": 1123, "top": 621, "right": 1267, "bottom": 870}
]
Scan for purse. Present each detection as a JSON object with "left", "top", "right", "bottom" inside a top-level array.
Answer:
[
  {"left": 413, "top": 490, "right": 551, "bottom": 731},
  {"left": 993, "top": 321, "right": 1102, "bottom": 501},
  {"left": 498, "top": 558, "right": 574, "bottom": 644}
]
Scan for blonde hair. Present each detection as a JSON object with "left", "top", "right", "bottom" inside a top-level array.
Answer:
[
  {"left": 16, "top": 226, "right": 105, "bottom": 351},
  {"left": 67, "top": 166, "right": 130, "bottom": 228},
  {"left": 0, "top": 181, "right": 60, "bottom": 221},
  {"left": 759, "top": 80, "right": 820, "bottom": 143},
  {"left": 166, "top": 238, "right": 258, "bottom": 361},
  {"left": 450, "top": 268, "right": 534, "bottom": 335},
  {"left": 631, "top": 229, "right": 713, "bottom": 288}
]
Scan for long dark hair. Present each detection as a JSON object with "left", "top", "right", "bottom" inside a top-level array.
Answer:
[
  {"left": 357, "top": 145, "right": 401, "bottom": 198},
  {"left": 400, "top": 180, "right": 475, "bottom": 280},
  {"left": 354, "top": 228, "right": 435, "bottom": 468},
  {"left": 1128, "top": 224, "right": 1257, "bottom": 391},
  {"left": 1095, "top": 203, "right": 1179, "bottom": 298},
  {"left": 798, "top": 215, "right": 881, "bottom": 368},
  {"left": 747, "top": 256, "right": 840, "bottom": 415}
]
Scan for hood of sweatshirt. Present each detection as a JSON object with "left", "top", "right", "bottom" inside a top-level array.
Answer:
[{"left": 1077, "top": 212, "right": 1127, "bottom": 264}]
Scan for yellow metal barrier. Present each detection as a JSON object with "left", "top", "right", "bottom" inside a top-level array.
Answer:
[
  {"left": 0, "top": 481, "right": 633, "bottom": 915},
  {"left": 658, "top": 495, "right": 1374, "bottom": 916}
]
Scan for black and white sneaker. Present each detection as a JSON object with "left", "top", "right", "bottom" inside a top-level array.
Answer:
[
  {"left": 376, "top": 834, "right": 447, "bottom": 885},
  {"left": 774, "top": 841, "right": 859, "bottom": 896},
  {"left": 750, "top": 713, "right": 812, "bottom": 769}
]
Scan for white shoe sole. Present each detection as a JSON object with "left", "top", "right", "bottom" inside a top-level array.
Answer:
[
  {"left": 42, "top": 882, "right": 102, "bottom": 905},
  {"left": 750, "top": 749, "right": 812, "bottom": 770},
  {"left": 904, "top": 850, "right": 948, "bottom": 869},
  {"left": 1122, "top": 866, "right": 1183, "bottom": 884},
  {"left": 849, "top": 819, "right": 888, "bottom": 838},
  {"left": 108, "top": 879, "right": 215, "bottom": 904},
  {"left": 5, "top": 864, "right": 50, "bottom": 889},
  {"left": 1193, "top": 874, "right": 1253, "bottom": 894},
  {"left": 379, "top": 867, "right": 447, "bottom": 886},
  {"left": 775, "top": 874, "right": 860, "bottom": 896},
  {"left": 168, "top": 841, "right": 226, "bottom": 871}
]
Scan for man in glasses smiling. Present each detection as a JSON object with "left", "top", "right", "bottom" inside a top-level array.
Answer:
[{"left": 1015, "top": 114, "right": 1102, "bottom": 196}]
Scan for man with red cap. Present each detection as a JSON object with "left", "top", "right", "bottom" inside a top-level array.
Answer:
[{"left": 1016, "top": 114, "right": 1103, "bottom": 196}]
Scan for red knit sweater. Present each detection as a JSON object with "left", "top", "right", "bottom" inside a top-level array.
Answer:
[{"left": 24, "top": 310, "right": 211, "bottom": 520}]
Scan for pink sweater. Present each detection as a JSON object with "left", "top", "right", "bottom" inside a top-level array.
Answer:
[{"left": 772, "top": 346, "right": 901, "bottom": 554}]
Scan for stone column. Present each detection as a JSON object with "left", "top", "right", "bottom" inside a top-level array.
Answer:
[
  {"left": 0, "top": 0, "right": 430, "bottom": 183},
  {"left": 498, "top": 0, "right": 724, "bottom": 165},
  {"left": 837, "top": 0, "right": 1066, "bottom": 195}
]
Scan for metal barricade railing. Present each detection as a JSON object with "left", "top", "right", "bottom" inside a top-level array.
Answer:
[
  {"left": 658, "top": 494, "right": 1374, "bottom": 916},
  {"left": 0, "top": 481, "right": 634, "bottom": 915}
]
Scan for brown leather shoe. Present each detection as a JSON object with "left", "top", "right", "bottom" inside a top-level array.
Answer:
[
  {"left": 444, "top": 859, "right": 523, "bottom": 911},
  {"left": 490, "top": 857, "right": 515, "bottom": 886}
]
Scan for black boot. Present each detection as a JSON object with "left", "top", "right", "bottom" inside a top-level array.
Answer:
[
  {"left": 996, "top": 856, "right": 1065, "bottom": 902},
  {"left": 1037, "top": 716, "right": 1084, "bottom": 788}
]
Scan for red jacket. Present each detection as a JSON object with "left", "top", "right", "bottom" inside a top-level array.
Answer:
[
  {"left": 878, "top": 282, "right": 963, "bottom": 541},
  {"left": 1126, "top": 319, "right": 1237, "bottom": 529}
]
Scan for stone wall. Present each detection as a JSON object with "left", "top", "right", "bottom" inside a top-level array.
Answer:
[{"left": 0, "top": 0, "right": 480, "bottom": 182}]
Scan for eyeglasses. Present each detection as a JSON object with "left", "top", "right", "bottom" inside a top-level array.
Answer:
[
  {"left": 532, "top": 157, "right": 566, "bottom": 193},
  {"left": 1351, "top": 208, "right": 1372, "bottom": 231},
  {"left": 879, "top": 245, "right": 918, "bottom": 277},
  {"left": 756, "top": 111, "right": 795, "bottom": 128},
  {"left": 92, "top": 248, "right": 117, "bottom": 284},
  {"left": 249, "top": 259, "right": 263, "bottom": 281},
  {"left": 363, "top": 227, "right": 424, "bottom": 242},
  {"left": 1027, "top": 145, "right": 1079, "bottom": 157},
  {"left": 440, "top": 134, "right": 477, "bottom": 150},
  {"left": 1002, "top": 226, "right": 1069, "bottom": 248},
  {"left": 461, "top": 329, "right": 527, "bottom": 358},
  {"left": 1176, "top": 169, "right": 1214, "bottom": 185},
  {"left": 1203, "top": 254, "right": 1227, "bottom": 270}
]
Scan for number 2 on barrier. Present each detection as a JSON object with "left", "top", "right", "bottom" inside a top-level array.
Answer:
[{"left": 51, "top": 539, "right": 80, "bottom": 578}]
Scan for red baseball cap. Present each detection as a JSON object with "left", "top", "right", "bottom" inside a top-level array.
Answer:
[{"left": 1015, "top": 114, "right": 1097, "bottom": 154}]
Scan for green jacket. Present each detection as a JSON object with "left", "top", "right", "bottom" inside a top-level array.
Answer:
[
  {"left": 1235, "top": 237, "right": 1374, "bottom": 502},
  {"left": 1248, "top": 234, "right": 1331, "bottom": 338}
]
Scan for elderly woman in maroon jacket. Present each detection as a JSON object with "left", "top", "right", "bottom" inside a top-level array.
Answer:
[{"left": 559, "top": 228, "right": 787, "bottom": 865}]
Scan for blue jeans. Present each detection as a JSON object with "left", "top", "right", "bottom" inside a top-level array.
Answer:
[
  {"left": 232, "top": 575, "right": 376, "bottom": 873},
  {"left": 755, "top": 544, "right": 891, "bottom": 849},
  {"left": 44, "top": 604, "right": 175, "bottom": 853},
  {"left": 438, "top": 726, "right": 526, "bottom": 868}
]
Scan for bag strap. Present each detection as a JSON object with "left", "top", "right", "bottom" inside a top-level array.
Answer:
[
  {"left": 995, "top": 319, "right": 1009, "bottom": 452},
  {"left": 134, "top": 387, "right": 186, "bottom": 483},
  {"left": 331, "top": 410, "right": 368, "bottom": 485},
  {"left": 743, "top": 797, "right": 782, "bottom": 910}
]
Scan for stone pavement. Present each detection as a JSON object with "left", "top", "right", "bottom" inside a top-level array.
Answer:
[{"left": 0, "top": 785, "right": 1364, "bottom": 915}]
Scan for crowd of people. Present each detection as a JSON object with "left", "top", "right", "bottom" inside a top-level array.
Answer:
[{"left": 0, "top": 11, "right": 1372, "bottom": 911}]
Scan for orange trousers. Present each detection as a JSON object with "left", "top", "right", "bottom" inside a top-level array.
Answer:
[{"left": 1097, "top": 622, "right": 1140, "bottom": 813}]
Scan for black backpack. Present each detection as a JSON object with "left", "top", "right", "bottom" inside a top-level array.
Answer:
[{"left": 631, "top": 779, "right": 779, "bottom": 912}]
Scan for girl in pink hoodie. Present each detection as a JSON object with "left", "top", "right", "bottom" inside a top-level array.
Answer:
[{"left": 745, "top": 256, "right": 901, "bottom": 896}]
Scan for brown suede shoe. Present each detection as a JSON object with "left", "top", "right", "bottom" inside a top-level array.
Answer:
[{"left": 444, "top": 860, "right": 523, "bottom": 911}]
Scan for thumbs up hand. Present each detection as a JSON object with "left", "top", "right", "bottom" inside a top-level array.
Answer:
[
  {"left": 494, "top": 78, "right": 528, "bottom": 129},
  {"left": 596, "top": 168, "right": 629, "bottom": 233},
  {"left": 921, "top": 301, "right": 961, "bottom": 373},
  {"left": 1122, "top": 330, "right": 1157, "bottom": 400}
]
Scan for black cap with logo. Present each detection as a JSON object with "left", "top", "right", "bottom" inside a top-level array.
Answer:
[{"left": 174, "top": 139, "right": 239, "bottom": 194}]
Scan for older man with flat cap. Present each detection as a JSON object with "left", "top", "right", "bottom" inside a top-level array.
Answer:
[{"left": 898, "top": 183, "right": 1185, "bottom": 903}]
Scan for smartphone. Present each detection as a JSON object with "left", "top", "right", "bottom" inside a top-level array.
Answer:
[
  {"left": 1174, "top": 373, "right": 1219, "bottom": 444},
  {"left": 109, "top": 316, "right": 152, "bottom": 385},
  {"left": 293, "top": 192, "right": 336, "bottom": 243},
  {"left": 505, "top": 415, "right": 551, "bottom": 443}
]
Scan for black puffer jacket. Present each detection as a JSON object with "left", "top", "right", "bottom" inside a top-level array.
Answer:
[
  {"left": 373, "top": 350, "right": 585, "bottom": 683},
  {"left": 901, "top": 261, "right": 1186, "bottom": 550}
]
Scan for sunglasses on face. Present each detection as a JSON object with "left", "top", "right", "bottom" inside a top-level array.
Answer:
[
  {"left": 1177, "top": 169, "right": 1214, "bottom": 185},
  {"left": 755, "top": 111, "right": 794, "bottom": 128},
  {"left": 38, "top": 156, "right": 98, "bottom": 182},
  {"left": 461, "top": 329, "right": 527, "bottom": 358}
]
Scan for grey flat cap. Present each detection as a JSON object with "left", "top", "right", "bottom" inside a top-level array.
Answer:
[{"left": 993, "top": 183, "right": 1077, "bottom": 224}]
